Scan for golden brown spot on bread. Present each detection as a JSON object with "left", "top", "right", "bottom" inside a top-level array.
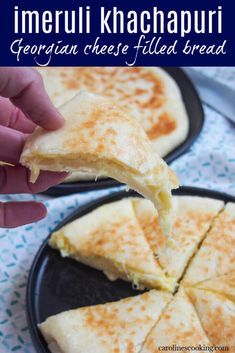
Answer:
[
  {"left": 66, "top": 79, "right": 79, "bottom": 89},
  {"left": 140, "top": 304, "right": 147, "bottom": 311},
  {"left": 127, "top": 341, "right": 134, "bottom": 353},
  {"left": 135, "top": 88, "right": 146, "bottom": 95},
  {"left": 106, "top": 127, "right": 117, "bottom": 136},
  {"left": 145, "top": 337, "right": 154, "bottom": 350},
  {"left": 164, "top": 313, "right": 171, "bottom": 320},
  {"left": 95, "top": 143, "right": 105, "bottom": 153},
  {"left": 146, "top": 113, "right": 177, "bottom": 140},
  {"left": 84, "top": 306, "right": 120, "bottom": 333},
  {"left": 82, "top": 121, "right": 94, "bottom": 129}
]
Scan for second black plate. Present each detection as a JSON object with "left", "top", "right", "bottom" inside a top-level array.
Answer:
[
  {"left": 27, "top": 186, "right": 235, "bottom": 353},
  {"left": 44, "top": 67, "right": 204, "bottom": 196}
]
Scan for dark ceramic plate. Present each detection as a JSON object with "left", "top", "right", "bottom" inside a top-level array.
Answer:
[
  {"left": 27, "top": 186, "right": 235, "bottom": 353},
  {"left": 43, "top": 67, "right": 204, "bottom": 196}
]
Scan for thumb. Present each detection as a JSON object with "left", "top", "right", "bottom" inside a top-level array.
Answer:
[{"left": 0, "top": 68, "right": 64, "bottom": 131}]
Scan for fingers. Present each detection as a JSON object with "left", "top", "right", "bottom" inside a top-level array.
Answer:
[
  {"left": 0, "top": 125, "right": 26, "bottom": 164},
  {"left": 0, "top": 201, "right": 47, "bottom": 228},
  {"left": 0, "top": 165, "right": 68, "bottom": 194},
  {"left": 0, "top": 68, "right": 64, "bottom": 130},
  {"left": 0, "top": 97, "right": 36, "bottom": 133}
]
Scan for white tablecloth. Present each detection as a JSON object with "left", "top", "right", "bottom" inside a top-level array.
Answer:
[{"left": 0, "top": 67, "right": 235, "bottom": 353}]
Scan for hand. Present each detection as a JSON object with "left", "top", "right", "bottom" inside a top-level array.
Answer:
[{"left": 0, "top": 68, "right": 67, "bottom": 228}]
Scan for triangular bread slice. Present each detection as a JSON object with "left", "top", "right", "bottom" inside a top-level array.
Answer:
[
  {"left": 39, "top": 290, "right": 172, "bottom": 353},
  {"left": 186, "top": 287, "right": 235, "bottom": 347},
  {"left": 140, "top": 288, "right": 211, "bottom": 353},
  {"left": 132, "top": 196, "right": 223, "bottom": 283},
  {"left": 49, "top": 199, "right": 174, "bottom": 291},
  {"left": 20, "top": 91, "right": 179, "bottom": 237},
  {"left": 183, "top": 202, "right": 235, "bottom": 286}
]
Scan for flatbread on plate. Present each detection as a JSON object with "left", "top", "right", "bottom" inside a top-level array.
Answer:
[
  {"left": 49, "top": 199, "right": 174, "bottom": 291},
  {"left": 37, "top": 67, "right": 189, "bottom": 159},
  {"left": 132, "top": 196, "right": 223, "bottom": 282},
  {"left": 140, "top": 289, "right": 211, "bottom": 353},
  {"left": 20, "top": 91, "right": 179, "bottom": 237},
  {"left": 183, "top": 202, "right": 235, "bottom": 286},
  {"left": 39, "top": 290, "right": 172, "bottom": 353}
]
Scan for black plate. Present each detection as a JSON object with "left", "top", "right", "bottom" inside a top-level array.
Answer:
[
  {"left": 44, "top": 67, "right": 204, "bottom": 196},
  {"left": 27, "top": 186, "right": 235, "bottom": 353}
]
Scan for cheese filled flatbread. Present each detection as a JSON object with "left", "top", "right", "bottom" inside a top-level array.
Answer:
[
  {"left": 37, "top": 67, "right": 189, "bottom": 159},
  {"left": 49, "top": 199, "right": 174, "bottom": 291},
  {"left": 20, "top": 91, "right": 179, "bottom": 237},
  {"left": 140, "top": 289, "right": 211, "bottom": 353},
  {"left": 132, "top": 196, "right": 223, "bottom": 282},
  {"left": 39, "top": 290, "right": 172, "bottom": 353},
  {"left": 186, "top": 287, "right": 235, "bottom": 348},
  {"left": 183, "top": 202, "right": 235, "bottom": 286}
]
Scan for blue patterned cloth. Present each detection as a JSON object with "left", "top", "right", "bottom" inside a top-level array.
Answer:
[{"left": 0, "top": 67, "right": 235, "bottom": 353}]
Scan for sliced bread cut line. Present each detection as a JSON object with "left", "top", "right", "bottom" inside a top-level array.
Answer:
[{"left": 180, "top": 204, "right": 225, "bottom": 286}]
